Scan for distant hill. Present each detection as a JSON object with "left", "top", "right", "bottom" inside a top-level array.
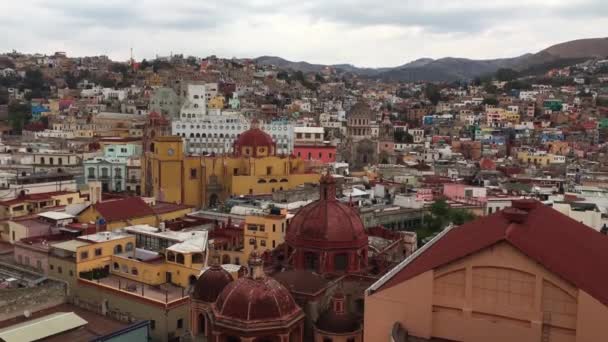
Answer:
[{"left": 253, "top": 37, "right": 608, "bottom": 82}]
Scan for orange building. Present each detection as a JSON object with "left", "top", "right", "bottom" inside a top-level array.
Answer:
[{"left": 364, "top": 200, "right": 608, "bottom": 342}]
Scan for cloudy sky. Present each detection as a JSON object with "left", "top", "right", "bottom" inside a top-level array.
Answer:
[{"left": 2, "top": 0, "right": 607, "bottom": 67}]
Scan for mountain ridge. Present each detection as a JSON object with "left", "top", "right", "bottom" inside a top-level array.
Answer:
[{"left": 253, "top": 37, "right": 608, "bottom": 82}]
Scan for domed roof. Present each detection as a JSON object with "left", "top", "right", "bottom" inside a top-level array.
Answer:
[
  {"left": 349, "top": 102, "right": 372, "bottom": 119},
  {"left": 214, "top": 276, "right": 301, "bottom": 322},
  {"left": 286, "top": 175, "right": 367, "bottom": 249},
  {"left": 233, "top": 119, "right": 275, "bottom": 156},
  {"left": 214, "top": 251, "right": 301, "bottom": 323},
  {"left": 192, "top": 264, "right": 233, "bottom": 302},
  {"left": 235, "top": 128, "right": 274, "bottom": 147}
]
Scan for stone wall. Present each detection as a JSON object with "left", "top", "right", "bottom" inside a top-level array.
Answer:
[{"left": 0, "top": 281, "right": 67, "bottom": 321}]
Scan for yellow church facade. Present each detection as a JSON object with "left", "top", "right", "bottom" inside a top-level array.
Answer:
[{"left": 142, "top": 127, "right": 320, "bottom": 208}]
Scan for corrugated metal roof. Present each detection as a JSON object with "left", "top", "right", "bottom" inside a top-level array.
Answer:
[{"left": 0, "top": 312, "right": 88, "bottom": 342}]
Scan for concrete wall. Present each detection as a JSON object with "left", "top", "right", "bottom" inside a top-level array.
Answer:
[
  {"left": 72, "top": 283, "right": 190, "bottom": 342},
  {"left": 365, "top": 242, "right": 608, "bottom": 342}
]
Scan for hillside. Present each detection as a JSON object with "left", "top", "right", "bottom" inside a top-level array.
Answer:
[{"left": 253, "top": 37, "right": 608, "bottom": 82}]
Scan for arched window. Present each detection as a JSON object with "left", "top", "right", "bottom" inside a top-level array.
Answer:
[
  {"left": 280, "top": 178, "right": 289, "bottom": 183},
  {"left": 269, "top": 179, "right": 277, "bottom": 183},
  {"left": 113, "top": 262, "right": 119, "bottom": 271},
  {"left": 113, "top": 245, "right": 123, "bottom": 254},
  {"left": 121, "top": 264, "right": 128, "bottom": 273},
  {"left": 257, "top": 179, "right": 267, "bottom": 184},
  {"left": 125, "top": 242, "right": 134, "bottom": 252},
  {"left": 202, "top": 133, "right": 206, "bottom": 138},
  {"left": 131, "top": 267, "right": 138, "bottom": 275},
  {"left": 167, "top": 251, "right": 176, "bottom": 262},
  {"left": 190, "top": 133, "right": 194, "bottom": 138},
  {"left": 196, "top": 133, "right": 200, "bottom": 138},
  {"left": 87, "top": 167, "right": 95, "bottom": 179},
  {"left": 192, "top": 253, "right": 204, "bottom": 264},
  {"left": 334, "top": 253, "right": 348, "bottom": 271},
  {"left": 176, "top": 253, "right": 185, "bottom": 264},
  {"left": 189, "top": 274, "right": 197, "bottom": 285}
]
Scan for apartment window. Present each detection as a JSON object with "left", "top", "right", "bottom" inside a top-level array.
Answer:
[
  {"left": 17, "top": 255, "right": 22, "bottom": 264},
  {"left": 260, "top": 240, "right": 266, "bottom": 247},
  {"left": 281, "top": 222, "right": 285, "bottom": 233},
  {"left": 150, "top": 320, "right": 156, "bottom": 330},
  {"left": 80, "top": 251, "right": 89, "bottom": 260},
  {"left": 58, "top": 266, "right": 63, "bottom": 274},
  {"left": 248, "top": 224, "right": 258, "bottom": 231},
  {"left": 266, "top": 166, "right": 272, "bottom": 175},
  {"left": 177, "top": 319, "right": 183, "bottom": 329},
  {"left": 272, "top": 224, "right": 276, "bottom": 232},
  {"left": 190, "top": 168, "right": 197, "bottom": 179},
  {"left": 58, "top": 158, "right": 63, "bottom": 165},
  {"left": 319, "top": 152, "right": 323, "bottom": 159},
  {"left": 49, "top": 157, "right": 54, "bottom": 165},
  {"left": 88, "top": 167, "right": 95, "bottom": 179},
  {"left": 95, "top": 248, "right": 102, "bottom": 256},
  {"left": 249, "top": 238, "right": 256, "bottom": 245},
  {"left": 272, "top": 240, "right": 276, "bottom": 248},
  {"left": 259, "top": 225, "right": 265, "bottom": 232},
  {"left": 69, "top": 270, "right": 73, "bottom": 277},
  {"left": 36, "top": 260, "right": 42, "bottom": 269},
  {"left": 49, "top": 264, "right": 54, "bottom": 270},
  {"left": 40, "top": 157, "right": 45, "bottom": 164}
]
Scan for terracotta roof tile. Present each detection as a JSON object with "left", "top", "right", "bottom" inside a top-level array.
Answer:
[
  {"left": 375, "top": 200, "right": 608, "bottom": 306},
  {"left": 93, "top": 197, "right": 154, "bottom": 222}
]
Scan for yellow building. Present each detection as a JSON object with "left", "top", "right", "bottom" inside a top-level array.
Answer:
[
  {"left": 207, "top": 95, "right": 226, "bottom": 109},
  {"left": 142, "top": 125, "right": 321, "bottom": 208},
  {"left": 242, "top": 208, "right": 290, "bottom": 261},
  {"left": 516, "top": 151, "right": 565, "bottom": 167},
  {"left": 0, "top": 191, "right": 85, "bottom": 220},
  {"left": 49, "top": 229, "right": 209, "bottom": 289}
]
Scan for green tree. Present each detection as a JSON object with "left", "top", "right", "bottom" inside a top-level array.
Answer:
[
  {"left": 140, "top": 59, "right": 151, "bottom": 70},
  {"left": 8, "top": 102, "right": 32, "bottom": 134},
  {"left": 483, "top": 97, "right": 499, "bottom": 106},
  {"left": 425, "top": 84, "right": 441, "bottom": 105},
  {"left": 495, "top": 68, "right": 519, "bottom": 82}
]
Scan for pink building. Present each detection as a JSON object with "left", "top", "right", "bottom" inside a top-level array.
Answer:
[
  {"left": 443, "top": 183, "right": 487, "bottom": 204},
  {"left": 293, "top": 145, "right": 336, "bottom": 164},
  {"left": 365, "top": 200, "right": 608, "bottom": 342}
]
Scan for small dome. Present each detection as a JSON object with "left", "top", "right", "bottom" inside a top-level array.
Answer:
[
  {"left": 286, "top": 175, "right": 367, "bottom": 249},
  {"left": 192, "top": 265, "right": 233, "bottom": 302},
  {"left": 214, "top": 276, "right": 301, "bottom": 322},
  {"left": 349, "top": 102, "right": 372, "bottom": 119},
  {"left": 233, "top": 119, "right": 275, "bottom": 157}
]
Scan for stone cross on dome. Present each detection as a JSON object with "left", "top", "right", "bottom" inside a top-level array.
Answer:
[{"left": 319, "top": 172, "right": 337, "bottom": 201}]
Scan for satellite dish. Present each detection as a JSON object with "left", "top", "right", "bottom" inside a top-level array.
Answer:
[{"left": 24, "top": 310, "right": 31, "bottom": 318}]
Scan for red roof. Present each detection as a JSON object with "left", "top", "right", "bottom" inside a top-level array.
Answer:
[
  {"left": 93, "top": 197, "right": 154, "bottom": 222},
  {"left": 286, "top": 175, "right": 368, "bottom": 249},
  {"left": 375, "top": 200, "right": 608, "bottom": 306}
]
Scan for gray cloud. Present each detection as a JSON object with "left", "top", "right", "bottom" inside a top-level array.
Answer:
[{"left": 0, "top": 0, "right": 607, "bottom": 67}]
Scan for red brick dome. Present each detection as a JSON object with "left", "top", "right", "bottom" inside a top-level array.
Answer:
[
  {"left": 286, "top": 175, "right": 368, "bottom": 249},
  {"left": 214, "top": 250, "right": 301, "bottom": 323},
  {"left": 192, "top": 264, "right": 233, "bottom": 302},
  {"left": 233, "top": 119, "right": 275, "bottom": 157},
  {"left": 214, "top": 276, "right": 301, "bottom": 323}
]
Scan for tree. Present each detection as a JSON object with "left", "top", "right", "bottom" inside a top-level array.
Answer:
[
  {"left": 8, "top": 102, "right": 32, "bottom": 134},
  {"left": 140, "top": 59, "right": 151, "bottom": 70},
  {"left": 394, "top": 130, "right": 413, "bottom": 143},
  {"left": 495, "top": 68, "right": 519, "bottom": 82},
  {"left": 483, "top": 97, "right": 499, "bottom": 106},
  {"left": 424, "top": 84, "right": 441, "bottom": 105}
]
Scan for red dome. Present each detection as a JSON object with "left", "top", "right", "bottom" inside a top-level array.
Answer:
[
  {"left": 233, "top": 119, "right": 276, "bottom": 157},
  {"left": 286, "top": 175, "right": 368, "bottom": 249},
  {"left": 192, "top": 265, "right": 233, "bottom": 302},
  {"left": 214, "top": 276, "right": 301, "bottom": 322}
]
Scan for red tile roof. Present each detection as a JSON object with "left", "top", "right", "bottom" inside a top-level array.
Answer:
[
  {"left": 93, "top": 197, "right": 154, "bottom": 222},
  {"left": 374, "top": 200, "right": 608, "bottom": 306}
]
